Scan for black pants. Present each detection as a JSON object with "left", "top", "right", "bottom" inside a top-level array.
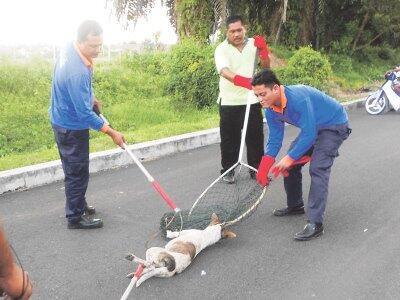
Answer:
[
  {"left": 219, "top": 103, "right": 264, "bottom": 173},
  {"left": 52, "top": 125, "right": 90, "bottom": 223}
]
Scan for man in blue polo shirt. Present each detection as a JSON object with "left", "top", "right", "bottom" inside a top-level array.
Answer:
[
  {"left": 50, "top": 20, "right": 125, "bottom": 229},
  {"left": 252, "top": 69, "right": 351, "bottom": 240}
]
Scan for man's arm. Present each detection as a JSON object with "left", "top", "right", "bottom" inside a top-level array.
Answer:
[
  {"left": 0, "top": 225, "right": 32, "bottom": 299},
  {"left": 287, "top": 97, "right": 317, "bottom": 160},
  {"left": 219, "top": 67, "right": 236, "bottom": 82},
  {"left": 67, "top": 74, "right": 104, "bottom": 130},
  {"left": 264, "top": 110, "right": 285, "bottom": 157},
  {"left": 215, "top": 46, "right": 252, "bottom": 90},
  {"left": 253, "top": 36, "right": 270, "bottom": 68},
  {"left": 219, "top": 68, "right": 252, "bottom": 90},
  {"left": 259, "top": 55, "right": 270, "bottom": 69},
  {"left": 92, "top": 95, "right": 101, "bottom": 112}
]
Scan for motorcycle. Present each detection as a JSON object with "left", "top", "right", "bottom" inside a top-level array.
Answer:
[{"left": 365, "top": 71, "right": 400, "bottom": 115}]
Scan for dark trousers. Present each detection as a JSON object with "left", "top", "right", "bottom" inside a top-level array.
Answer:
[
  {"left": 284, "top": 123, "right": 351, "bottom": 224},
  {"left": 219, "top": 103, "right": 264, "bottom": 173},
  {"left": 52, "top": 125, "right": 90, "bottom": 223}
]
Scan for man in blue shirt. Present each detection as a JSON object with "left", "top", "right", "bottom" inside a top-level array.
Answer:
[
  {"left": 50, "top": 20, "right": 125, "bottom": 229},
  {"left": 252, "top": 69, "right": 351, "bottom": 240}
]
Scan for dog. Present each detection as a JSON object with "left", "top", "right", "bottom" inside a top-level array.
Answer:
[{"left": 125, "top": 213, "right": 236, "bottom": 287}]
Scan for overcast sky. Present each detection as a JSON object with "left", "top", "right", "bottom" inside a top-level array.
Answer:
[{"left": 0, "top": 0, "right": 177, "bottom": 46}]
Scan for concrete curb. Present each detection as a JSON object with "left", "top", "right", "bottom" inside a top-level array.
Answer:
[{"left": 0, "top": 98, "right": 365, "bottom": 195}]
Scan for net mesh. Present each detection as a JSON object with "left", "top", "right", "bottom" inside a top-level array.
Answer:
[{"left": 159, "top": 163, "right": 265, "bottom": 237}]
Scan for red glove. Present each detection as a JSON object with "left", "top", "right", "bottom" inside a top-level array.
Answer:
[
  {"left": 274, "top": 155, "right": 311, "bottom": 178},
  {"left": 253, "top": 35, "right": 269, "bottom": 59},
  {"left": 256, "top": 155, "right": 275, "bottom": 186},
  {"left": 233, "top": 75, "right": 252, "bottom": 90}
]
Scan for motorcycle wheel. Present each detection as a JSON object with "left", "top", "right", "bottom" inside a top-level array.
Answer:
[{"left": 365, "top": 92, "right": 389, "bottom": 115}]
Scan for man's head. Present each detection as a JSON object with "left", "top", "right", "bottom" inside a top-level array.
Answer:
[
  {"left": 76, "top": 20, "right": 103, "bottom": 59},
  {"left": 226, "top": 15, "right": 245, "bottom": 47},
  {"left": 252, "top": 69, "right": 282, "bottom": 108}
]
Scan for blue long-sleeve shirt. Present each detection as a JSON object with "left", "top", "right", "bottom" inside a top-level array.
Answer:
[
  {"left": 264, "top": 85, "right": 348, "bottom": 160},
  {"left": 49, "top": 42, "right": 104, "bottom": 130}
]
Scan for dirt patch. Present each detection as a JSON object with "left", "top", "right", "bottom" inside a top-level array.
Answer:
[
  {"left": 269, "top": 52, "right": 287, "bottom": 68},
  {"left": 328, "top": 86, "right": 370, "bottom": 102}
]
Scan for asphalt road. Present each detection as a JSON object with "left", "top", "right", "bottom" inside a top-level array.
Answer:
[{"left": 1, "top": 109, "right": 400, "bottom": 300}]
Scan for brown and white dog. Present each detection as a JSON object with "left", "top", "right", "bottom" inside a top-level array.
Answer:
[{"left": 126, "top": 213, "right": 236, "bottom": 287}]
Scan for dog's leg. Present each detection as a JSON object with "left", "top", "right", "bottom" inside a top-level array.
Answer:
[
  {"left": 126, "top": 265, "right": 155, "bottom": 278},
  {"left": 125, "top": 253, "right": 135, "bottom": 261},
  {"left": 136, "top": 267, "right": 171, "bottom": 287},
  {"left": 135, "top": 268, "right": 158, "bottom": 287},
  {"left": 166, "top": 230, "right": 180, "bottom": 239},
  {"left": 125, "top": 253, "right": 152, "bottom": 267}
]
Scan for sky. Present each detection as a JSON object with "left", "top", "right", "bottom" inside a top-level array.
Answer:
[{"left": 0, "top": 0, "right": 177, "bottom": 46}]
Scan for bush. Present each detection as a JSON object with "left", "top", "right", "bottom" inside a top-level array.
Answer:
[
  {"left": 166, "top": 39, "right": 219, "bottom": 109},
  {"left": 121, "top": 51, "right": 170, "bottom": 76},
  {"left": 277, "top": 46, "right": 333, "bottom": 89},
  {"left": 329, "top": 54, "right": 353, "bottom": 74}
]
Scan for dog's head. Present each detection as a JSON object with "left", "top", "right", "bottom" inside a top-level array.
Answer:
[
  {"left": 158, "top": 252, "right": 176, "bottom": 272},
  {"left": 209, "top": 213, "right": 236, "bottom": 239}
]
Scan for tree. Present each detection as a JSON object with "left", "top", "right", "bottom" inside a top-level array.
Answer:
[{"left": 109, "top": 0, "right": 400, "bottom": 50}]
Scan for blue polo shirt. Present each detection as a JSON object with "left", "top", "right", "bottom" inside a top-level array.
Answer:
[
  {"left": 264, "top": 85, "right": 348, "bottom": 160},
  {"left": 49, "top": 42, "right": 104, "bottom": 130}
]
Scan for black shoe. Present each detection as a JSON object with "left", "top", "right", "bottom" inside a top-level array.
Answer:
[
  {"left": 273, "top": 205, "right": 305, "bottom": 216},
  {"left": 294, "top": 222, "right": 324, "bottom": 241},
  {"left": 222, "top": 170, "right": 235, "bottom": 184},
  {"left": 84, "top": 205, "right": 96, "bottom": 215},
  {"left": 68, "top": 215, "right": 103, "bottom": 229}
]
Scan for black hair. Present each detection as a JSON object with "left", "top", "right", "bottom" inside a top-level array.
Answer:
[
  {"left": 226, "top": 15, "right": 244, "bottom": 28},
  {"left": 77, "top": 20, "right": 103, "bottom": 42},
  {"left": 252, "top": 68, "right": 281, "bottom": 87}
]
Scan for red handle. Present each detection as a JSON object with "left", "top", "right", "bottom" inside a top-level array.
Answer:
[
  {"left": 134, "top": 264, "right": 144, "bottom": 279},
  {"left": 152, "top": 181, "right": 179, "bottom": 211}
]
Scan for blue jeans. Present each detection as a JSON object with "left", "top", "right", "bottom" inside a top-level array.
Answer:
[
  {"left": 52, "top": 125, "right": 89, "bottom": 223},
  {"left": 284, "top": 123, "right": 351, "bottom": 224}
]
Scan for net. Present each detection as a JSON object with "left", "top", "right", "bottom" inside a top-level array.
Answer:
[
  {"left": 159, "top": 163, "right": 266, "bottom": 236},
  {"left": 159, "top": 89, "right": 265, "bottom": 237}
]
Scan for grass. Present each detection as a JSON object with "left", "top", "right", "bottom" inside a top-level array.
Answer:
[
  {"left": 0, "top": 46, "right": 398, "bottom": 171},
  {"left": 0, "top": 54, "right": 219, "bottom": 171}
]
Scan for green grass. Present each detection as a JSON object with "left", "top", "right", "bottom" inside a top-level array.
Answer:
[
  {"left": 0, "top": 54, "right": 219, "bottom": 171},
  {"left": 1, "top": 46, "right": 398, "bottom": 171}
]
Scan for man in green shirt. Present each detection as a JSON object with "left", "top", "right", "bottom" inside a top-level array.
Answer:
[{"left": 214, "top": 15, "right": 270, "bottom": 183}]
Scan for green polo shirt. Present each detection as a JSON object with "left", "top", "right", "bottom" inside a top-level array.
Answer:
[{"left": 214, "top": 38, "right": 258, "bottom": 106}]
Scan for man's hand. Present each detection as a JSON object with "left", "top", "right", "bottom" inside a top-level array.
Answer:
[
  {"left": 271, "top": 155, "right": 295, "bottom": 178},
  {"left": 0, "top": 264, "right": 32, "bottom": 300},
  {"left": 233, "top": 75, "right": 252, "bottom": 90},
  {"left": 102, "top": 126, "right": 126, "bottom": 148},
  {"left": 109, "top": 128, "right": 126, "bottom": 149},
  {"left": 256, "top": 155, "right": 275, "bottom": 186},
  {"left": 93, "top": 98, "right": 102, "bottom": 113},
  {"left": 253, "top": 35, "right": 269, "bottom": 59},
  {"left": 280, "top": 155, "right": 311, "bottom": 177}
]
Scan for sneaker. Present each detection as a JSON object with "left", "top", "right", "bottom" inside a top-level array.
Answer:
[
  {"left": 68, "top": 215, "right": 103, "bottom": 229},
  {"left": 222, "top": 170, "right": 235, "bottom": 184}
]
